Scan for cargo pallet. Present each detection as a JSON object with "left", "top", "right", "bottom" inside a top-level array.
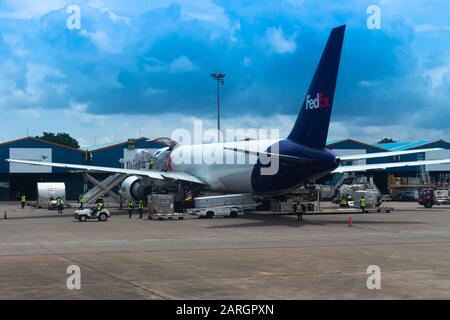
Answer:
[
  {"left": 148, "top": 212, "right": 184, "bottom": 220},
  {"left": 359, "top": 206, "right": 393, "bottom": 213}
]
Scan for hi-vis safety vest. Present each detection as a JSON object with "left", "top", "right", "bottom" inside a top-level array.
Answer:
[
  {"left": 139, "top": 201, "right": 144, "bottom": 209},
  {"left": 80, "top": 196, "right": 85, "bottom": 203},
  {"left": 128, "top": 201, "right": 133, "bottom": 209},
  {"left": 359, "top": 198, "right": 367, "bottom": 207},
  {"left": 21, "top": 195, "right": 26, "bottom": 202}
]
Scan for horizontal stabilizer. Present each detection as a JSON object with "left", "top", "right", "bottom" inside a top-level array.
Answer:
[
  {"left": 338, "top": 148, "right": 443, "bottom": 161},
  {"left": 333, "top": 158, "right": 450, "bottom": 173},
  {"left": 224, "top": 147, "right": 317, "bottom": 164}
]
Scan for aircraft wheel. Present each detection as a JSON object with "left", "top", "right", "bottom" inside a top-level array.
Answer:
[{"left": 424, "top": 202, "right": 433, "bottom": 209}]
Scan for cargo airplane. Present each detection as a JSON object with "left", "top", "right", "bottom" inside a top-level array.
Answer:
[{"left": 7, "top": 25, "right": 450, "bottom": 200}]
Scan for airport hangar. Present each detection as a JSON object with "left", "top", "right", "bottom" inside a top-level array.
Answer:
[
  {"left": 0, "top": 137, "right": 164, "bottom": 200},
  {"left": 325, "top": 139, "right": 450, "bottom": 193},
  {"left": 0, "top": 137, "right": 450, "bottom": 200}
]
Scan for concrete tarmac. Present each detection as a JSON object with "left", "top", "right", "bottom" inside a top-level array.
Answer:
[{"left": 0, "top": 202, "right": 449, "bottom": 299}]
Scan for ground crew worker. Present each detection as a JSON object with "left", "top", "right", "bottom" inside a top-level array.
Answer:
[
  {"left": 359, "top": 196, "right": 367, "bottom": 213},
  {"left": 20, "top": 194, "right": 26, "bottom": 209},
  {"left": 92, "top": 200, "right": 102, "bottom": 215},
  {"left": 340, "top": 196, "right": 347, "bottom": 208},
  {"left": 138, "top": 200, "right": 144, "bottom": 219},
  {"left": 56, "top": 197, "right": 64, "bottom": 214},
  {"left": 294, "top": 201, "right": 303, "bottom": 223},
  {"left": 79, "top": 195, "right": 85, "bottom": 210},
  {"left": 127, "top": 200, "right": 134, "bottom": 218},
  {"left": 149, "top": 157, "right": 156, "bottom": 169},
  {"left": 94, "top": 200, "right": 104, "bottom": 215}
]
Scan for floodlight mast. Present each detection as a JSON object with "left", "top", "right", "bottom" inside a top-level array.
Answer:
[{"left": 210, "top": 72, "right": 226, "bottom": 142}]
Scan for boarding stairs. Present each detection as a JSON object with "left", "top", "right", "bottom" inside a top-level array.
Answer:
[{"left": 82, "top": 173, "right": 128, "bottom": 204}]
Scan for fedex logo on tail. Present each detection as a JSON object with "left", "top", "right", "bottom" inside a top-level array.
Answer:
[{"left": 305, "top": 92, "right": 330, "bottom": 110}]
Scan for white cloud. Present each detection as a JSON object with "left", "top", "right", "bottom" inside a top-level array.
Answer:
[
  {"left": 180, "top": 1, "right": 229, "bottom": 29},
  {"left": 80, "top": 30, "right": 124, "bottom": 54},
  {"left": 358, "top": 80, "right": 381, "bottom": 88},
  {"left": 0, "top": 0, "right": 70, "bottom": 19},
  {"left": 14, "top": 63, "right": 66, "bottom": 104},
  {"left": 2, "top": 34, "right": 28, "bottom": 57},
  {"left": 286, "top": 0, "right": 305, "bottom": 7},
  {"left": 266, "top": 27, "right": 297, "bottom": 54},
  {"left": 143, "top": 87, "right": 168, "bottom": 96},
  {"left": 88, "top": 0, "right": 235, "bottom": 33},
  {"left": 18, "top": 109, "right": 41, "bottom": 119},
  {"left": 100, "top": 8, "right": 131, "bottom": 25},
  {"left": 63, "top": 103, "right": 107, "bottom": 127},
  {"left": 423, "top": 62, "right": 450, "bottom": 96},
  {"left": 3, "top": 105, "right": 450, "bottom": 148},
  {"left": 414, "top": 24, "right": 450, "bottom": 33},
  {"left": 242, "top": 56, "right": 252, "bottom": 67},
  {"left": 328, "top": 121, "right": 448, "bottom": 144},
  {"left": 145, "top": 56, "right": 198, "bottom": 73},
  {"left": 168, "top": 56, "right": 198, "bottom": 72},
  {"left": 26, "top": 63, "right": 65, "bottom": 97}
]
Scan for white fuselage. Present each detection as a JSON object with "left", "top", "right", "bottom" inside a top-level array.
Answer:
[{"left": 170, "top": 139, "right": 280, "bottom": 193}]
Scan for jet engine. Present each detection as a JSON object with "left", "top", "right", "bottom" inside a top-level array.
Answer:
[{"left": 120, "top": 176, "right": 152, "bottom": 201}]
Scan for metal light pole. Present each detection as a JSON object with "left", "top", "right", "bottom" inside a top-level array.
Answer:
[{"left": 210, "top": 72, "right": 225, "bottom": 142}]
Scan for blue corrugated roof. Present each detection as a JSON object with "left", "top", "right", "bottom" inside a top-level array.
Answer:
[
  {"left": 376, "top": 140, "right": 434, "bottom": 151},
  {"left": 326, "top": 138, "right": 388, "bottom": 151}
]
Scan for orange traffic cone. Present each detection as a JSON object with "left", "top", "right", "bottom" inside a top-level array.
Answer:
[
  {"left": 3, "top": 210, "right": 7, "bottom": 220},
  {"left": 348, "top": 216, "right": 352, "bottom": 227}
]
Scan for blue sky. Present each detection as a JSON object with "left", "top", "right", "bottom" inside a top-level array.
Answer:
[{"left": 0, "top": 0, "right": 449, "bottom": 147}]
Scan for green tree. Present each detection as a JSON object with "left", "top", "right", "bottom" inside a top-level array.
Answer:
[
  {"left": 37, "top": 132, "right": 80, "bottom": 149},
  {"left": 377, "top": 138, "right": 397, "bottom": 144}
]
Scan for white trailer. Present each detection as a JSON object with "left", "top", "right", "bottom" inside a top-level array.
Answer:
[
  {"left": 435, "top": 189, "right": 450, "bottom": 205},
  {"left": 36, "top": 182, "right": 66, "bottom": 209},
  {"left": 187, "top": 194, "right": 258, "bottom": 218}
]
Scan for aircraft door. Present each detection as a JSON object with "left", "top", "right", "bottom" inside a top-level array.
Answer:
[{"left": 152, "top": 147, "right": 172, "bottom": 171}]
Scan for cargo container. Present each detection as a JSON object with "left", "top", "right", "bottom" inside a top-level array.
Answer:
[{"left": 147, "top": 193, "right": 184, "bottom": 220}]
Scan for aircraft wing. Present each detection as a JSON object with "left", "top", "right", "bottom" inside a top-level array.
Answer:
[
  {"left": 333, "top": 158, "right": 450, "bottom": 173},
  {"left": 338, "top": 148, "right": 443, "bottom": 161},
  {"left": 5, "top": 159, "right": 206, "bottom": 185}
]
